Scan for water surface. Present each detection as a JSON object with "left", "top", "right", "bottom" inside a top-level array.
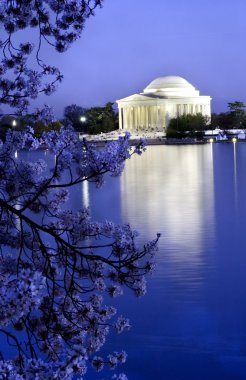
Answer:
[
  {"left": 19, "top": 144, "right": 246, "bottom": 379},
  {"left": 87, "top": 143, "right": 246, "bottom": 380}
]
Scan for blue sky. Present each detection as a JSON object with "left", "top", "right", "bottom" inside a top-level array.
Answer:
[{"left": 34, "top": 0, "right": 246, "bottom": 117}]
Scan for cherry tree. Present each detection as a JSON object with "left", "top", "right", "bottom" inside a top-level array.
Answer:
[{"left": 0, "top": 1, "right": 160, "bottom": 379}]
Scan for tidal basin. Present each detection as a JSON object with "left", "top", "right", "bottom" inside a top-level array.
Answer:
[{"left": 26, "top": 143, "right": 246, "bottom": 379}]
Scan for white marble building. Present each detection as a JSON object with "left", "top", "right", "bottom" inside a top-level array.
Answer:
[{"left": 116, "top": 76, "right": 211, "bottom": 131}]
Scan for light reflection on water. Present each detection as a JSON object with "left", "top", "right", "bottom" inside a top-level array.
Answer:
[
  {"left": 88, "top": 143, "right": 246, "bottom": 380},
  {"left": 82, "top": 180, "right": 90, "bottom": 208},
  {"left": 121, "top": 145, "right": 215, "bottom": 288}
]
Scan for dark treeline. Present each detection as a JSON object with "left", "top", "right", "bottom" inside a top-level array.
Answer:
[
  {"left": 0, "top": 102, "right": 118, "bottom": 140},
  {"left": 62, "top": 102, "right": 118, "bottom": 134}
]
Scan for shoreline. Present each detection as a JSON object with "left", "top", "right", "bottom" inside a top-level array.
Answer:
[
  {"left": 84, "top": 138, "right": 246, "bottom": 147},
  {"left": 81, "top": 129, "right": 246, "bottom": 146}
]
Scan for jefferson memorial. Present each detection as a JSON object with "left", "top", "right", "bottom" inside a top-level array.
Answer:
[{"left": 116, "top": 76, "right": 211, "bottom": 131}]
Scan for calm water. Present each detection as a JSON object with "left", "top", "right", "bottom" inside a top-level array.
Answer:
[{"left": 22, "top": 144, "right": 246, "bottom": 379}]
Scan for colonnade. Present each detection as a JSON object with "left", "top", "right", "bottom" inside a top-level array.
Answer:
[
  {"left": 119, "top": 105, "right": 166, "bottom": 130},
  {"left": 176, "top": 103, "right": 210, "bottom": 116},
  {"left": 118, "top": 103, "right": 211, "bottom": 130}
]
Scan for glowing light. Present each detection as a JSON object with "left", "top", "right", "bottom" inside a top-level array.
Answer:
[
  {"left": 80, "top": 116, "right": 86, "bottom": 122},
  {"left": 12, "top": 120, "right": 16, "bottom": 127},
  {"left": 82, "top": 180, "right": 89, "bottom": 208},
  {"left": 209, "top": 138, "right": 214, "bottom": 143},
  {"left": 232, "top": 137, "right": 237, "bottom": 143}
]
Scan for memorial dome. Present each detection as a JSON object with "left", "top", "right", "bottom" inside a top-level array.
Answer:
[{"left": 143, "top": 75, "right": 199, "bottom": 97}]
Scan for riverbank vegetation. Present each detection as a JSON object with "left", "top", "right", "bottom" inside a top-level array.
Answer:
[{"left": 166, "top": 113, "right": 208, "bottom": 139}]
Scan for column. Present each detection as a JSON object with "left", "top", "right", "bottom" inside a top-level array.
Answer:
[
  {"left": 176, "top": 104, "right": 179, "bottom": 117},
  {"left": 123, "top": 108, "right": 127, "bottom": 130},
  {"left": 129, "top": 108, "right": 132, "bottom": 129},
  {"left": 134, "top": 107, "right": 138, "bottom": 130},
  {"left": 162, "top": 106, "right": 166, "bottom": 130},
  {"left": 137, "top": 106, "right": 141, "bottom": 129},
  {"left": 140, "top": 106, "right": 143, "bottom": 128},
  {"left": 145, "top": 107, "right": 149, "bottom": 129},
  {"left": 126, "top": 108, "right": 129, "bottom": 130},
  {"left": 156, "top": 106, "right": 159, "bottom": 129},
  {"left": 161, "top": 105, "right": 166, "bottom": 129},
  {"left": 134, "top": 107, "right": 137, "bottom": 129},
  {"left": 150, "top": 106, "right": 154, "bottom": 128},
  {"left": 119, "top": 108, "right": 123, "bottom": 129},
  {"left": 129, "top": 108, "right": 132, "bottom": 130},
  {"left": 159, "top": 107, "right": 162, "bottom": 128}
]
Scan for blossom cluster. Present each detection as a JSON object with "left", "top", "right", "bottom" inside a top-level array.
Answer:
[
  {"left": 0, "top": 1, "right": 103, "bottom": 113},
  {"left": 0, "top": 267, "right": 45, "bottom": 326},
  {"left": 0, "top": 128, "right": 160, "bottom": 379}
]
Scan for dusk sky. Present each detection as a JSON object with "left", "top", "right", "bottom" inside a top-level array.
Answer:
[{"left": 35, "top": 0, "right": 246, "bottom": 117}]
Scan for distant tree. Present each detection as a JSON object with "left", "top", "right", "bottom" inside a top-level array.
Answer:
[
  {"left": 2, "top": 110, "right": 63, "bottom": 138},
  {"left": 228, "top": 101, "right": 246, "bottom": 128},
  {"left": 33, "top": 120, "right": 62, "bottom": 138},
  {"left": 165, "top": 127, "right": 183, "bottom": 139},
  {"left": 0, "top": 116, "right": 15, "bottom": 141},
  {"left": 63, "top": 104, "right": 88, "bottom": 131},
  {"left": 168, "top": 113, "right": 208, "bottom": 138},
  {"left": 210, "top": 112, "right": 234, "bottom": 130},
  {"left": 211, "top": 102, "right": 246, "bottom": 130},
  {"left": 85, "top": 102, "right": 118, "bottom": 134},
  {"left": 228, "top": 101, "right": 246, "bottom": 117}
]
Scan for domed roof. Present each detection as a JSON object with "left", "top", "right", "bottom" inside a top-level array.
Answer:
[{"left": 143, "top": 75, "right": 199, "bottom": 97}]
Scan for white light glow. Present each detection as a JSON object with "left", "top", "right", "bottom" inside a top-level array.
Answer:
[{"left": 82, "top": 180, "right": 89, "bottom": 208}]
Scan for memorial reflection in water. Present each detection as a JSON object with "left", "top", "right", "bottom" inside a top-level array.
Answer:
[
  {"left": 23, "top": 143, "right": 246, "bottom": 380},
  {"left": 87, "top": 143, "right": 246, "bottom": 380}
]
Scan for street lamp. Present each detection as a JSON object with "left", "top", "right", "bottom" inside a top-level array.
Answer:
[{"left": 80, "top": 116, "right": 86, "bottom": 123}]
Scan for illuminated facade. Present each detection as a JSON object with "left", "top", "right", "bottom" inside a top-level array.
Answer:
[{"left": 116, "top": 76, "right": 211, "bottom": 131}]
